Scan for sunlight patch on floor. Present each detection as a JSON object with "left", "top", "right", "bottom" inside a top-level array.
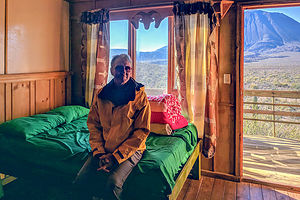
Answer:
[{"left": 243, "top": 135, "right": 300, "bottom": 188}]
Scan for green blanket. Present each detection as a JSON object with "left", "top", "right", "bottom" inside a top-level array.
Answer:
[
  {"left": 0, "top": 106, "right": 198, "bottom": 199},
  {"left": 0, "top": 106, "right": 91, "bottom": 178},
  {"left": 123, "top": 124, "right": 198, "bottom": 200}
]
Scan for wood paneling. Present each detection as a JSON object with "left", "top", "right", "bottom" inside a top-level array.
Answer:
[
  {"left": 70, "top": 2, "right": 93, "bottom": 105},
  {"left": 0, "top": 83, "right": 4, "bottom": 123},
  {"left": 5, "top": 83, "right": 11, "bottom": 121},
  {"left": 0, "top": 72, "right": 69, "bottom": 123},
  {"left": 95, "top": 0, "right": 130, "bottom": 9},
  {"left": 0, "top": 0, "right": 4, "bottom": 74},
  {"left": 70, "top": 2, "right": 94, "bottom": 21},
  {"left": 29, "top": 81, "right": 36, "bottom": 115},
  {"left": 36, "top": 80, "right": 50, "bottom": 114},
  {"left": 55, "top": 79, "right": 66, "bottom": 108},
  {"left": 12, "top": 82, "right": 30, "bottom": 119},
  {"left": 61, "top": 1, "right": 70, "bottom": 72},
  {"left": 201, "top": 155, "right": 213, "bottom": 171},
  {"left": 50, "top": 79, "right": 55, "bottom": 110},
  {"left": 215, "top": 105, "right": 235, "bottom": 174},
  {"left": 6, "top": 0, "right": 68, "bottom": 74},
  {"left": 236, "top": 0, "right": 300, "bottom": 4},
  {"left": 213, "top": 6, "right": 236, "bottom": 175}
]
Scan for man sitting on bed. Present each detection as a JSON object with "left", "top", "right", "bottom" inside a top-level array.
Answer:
[{"left": 85, "top": 54, "right": 151, "bottom": 200}]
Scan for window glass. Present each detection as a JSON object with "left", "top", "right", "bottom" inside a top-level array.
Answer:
[
  {"left": 135, "top": 18, "right": 168, "bottom": 96},
  {"left": 108, "top": 20, "right": 128, "bottom": 82}
]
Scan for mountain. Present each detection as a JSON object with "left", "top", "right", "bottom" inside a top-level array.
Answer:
[
  {"left": 244, "top": 10, "right": 300, "bottom": 63},
  {"left": 137, "top": 46, "right": 168, "bottom": 64},
  {"left": 110, "top": 46, "right": 168, "bottom": 64},
  {"left": 110, "top": 49, "right": 128, "bottom": 58}
]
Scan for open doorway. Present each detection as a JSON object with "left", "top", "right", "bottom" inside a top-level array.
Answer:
[{"left": 241, "top": 5, "right": 300, "bottom": 188}]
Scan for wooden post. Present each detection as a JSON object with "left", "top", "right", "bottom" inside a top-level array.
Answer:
[
  {"left": 272, "top": 95, "right": 276, "bottom": 137},
  {"left": 128, "top": 23, "right": 136, "bottom": 79}
]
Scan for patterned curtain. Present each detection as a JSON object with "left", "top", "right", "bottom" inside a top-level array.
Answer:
[
  {"left": 173, "top": 2, "right": 218, "bottom": 158},
  {"left": 81, "top": 9, "right": 110, "bottom": 107},
  {"left": 203, "top": 25, "right": 219, "bottom": 158}
]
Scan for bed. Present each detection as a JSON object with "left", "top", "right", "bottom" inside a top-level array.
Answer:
[{"left": 0, "top": 105, "right": 201, "bottom": 200}]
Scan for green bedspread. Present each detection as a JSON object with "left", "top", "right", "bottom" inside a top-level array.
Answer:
[
  {"left": 124, "top": 124, "right": 198, "bottom": 200},
  {"left": 0, "top": 106, "right": 91, "bottom": 179},
  {"left": 0, "top": 106, "right": 198, "bottom": 199}
]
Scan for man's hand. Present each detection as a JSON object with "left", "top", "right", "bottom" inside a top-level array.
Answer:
[{"left": 97, "top": 153, "right": 118, "bottom": 172}]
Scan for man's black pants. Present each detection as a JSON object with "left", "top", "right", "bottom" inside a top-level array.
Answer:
[{"left": 74, "top": 151, "right": 142, "bottom": 200}]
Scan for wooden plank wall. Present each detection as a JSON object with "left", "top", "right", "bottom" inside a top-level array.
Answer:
[
  {"left": 0, "top": 72, "right": 69, "bottom": 123},
  {"left": 0, "top": 0, "right": 4, "bottom": 75}
]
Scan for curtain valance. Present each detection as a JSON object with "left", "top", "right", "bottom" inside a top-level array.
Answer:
[
  {"left": 173, "top": 2, "right": 213, "bottom": 15},
  {"left": 173, "top": 2, "right": 217, "bottom": 29},
  {"left": 81, "top": 9, "right": 109, "bottom": 24}
]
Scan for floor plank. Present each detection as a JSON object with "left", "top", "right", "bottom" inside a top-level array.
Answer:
[
  {"left": 262, "top": 185, "right": 277, "bottom": 200},
  {"left": 223, "top": 180, "right": 236, "bottom": 200},
  {"left": 275, "top": 189, "right": 291, "bottom": 200},
  {"left": 184, "top": 179, "right": 202, "bottom": 200},
  {"left": 237, "top": 182, "right": 250, "bottom": 200},
  {"left": 249, "top": 183, "right": 263, "bottom": 200},
  {"left": 177, "top": 179, "right": 191, "bottom": 200},
  {"left": 210, "top": 178, "right": 225, "bottom": 200},
  {"left": 196, "top": 176, "right": 215, "bottom": 200},
  {"left": 176, "top": 176, "right": 300, "bottom": 200}
]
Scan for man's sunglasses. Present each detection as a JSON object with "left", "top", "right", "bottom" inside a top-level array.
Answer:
[{"left": 115, "top": 65, "right": 132, "bottom": 72}]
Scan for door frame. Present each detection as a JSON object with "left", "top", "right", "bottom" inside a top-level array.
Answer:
[{"left": 235, "top": 0, "right": 300, "bottom": 180}]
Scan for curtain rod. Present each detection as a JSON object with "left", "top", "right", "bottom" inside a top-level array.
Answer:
[
  {"left": 85, "top": 1, "right": 212, "bottom": 13},
  {"left": 109, "top": 2, "right": 174, "bottom": 13},
  {"left": 86, "top": 2, "right": 174, "bottom": 13}
]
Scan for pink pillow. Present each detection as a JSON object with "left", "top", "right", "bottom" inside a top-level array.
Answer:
[{"left": 148, "top": 94, "right": 188, "bottom": 130}]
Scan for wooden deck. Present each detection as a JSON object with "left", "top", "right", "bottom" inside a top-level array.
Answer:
[
  {"left": 177, "top": 176, "right": 300, "bottom": 200},
  {"left": 243, "top": 135, "right": 300, "bottom": 188}
]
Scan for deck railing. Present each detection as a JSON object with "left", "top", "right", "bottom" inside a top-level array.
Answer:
[{"left": 243, "top": 90, "right": 300, "bottom": 137}]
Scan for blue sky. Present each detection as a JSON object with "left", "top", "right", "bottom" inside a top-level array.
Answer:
[
  {"left": 110, "top": 20, "right": 128, "bottom": 50},
  {"left": 110, "top": 18, "right": 168, "bottom": 52},
  {"left": 259, "top": 6, "right": 300, "bottom": 23}
]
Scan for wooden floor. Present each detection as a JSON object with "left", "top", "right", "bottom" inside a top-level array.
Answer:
[
  {"left": 177, "top": 176, "right": 300, "bottom": 200},
  {"left": 243, "top": 135, "right": 300, "bottom": 188}
]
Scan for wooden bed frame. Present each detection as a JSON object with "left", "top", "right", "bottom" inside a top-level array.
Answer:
[
  {"left": 168, "top": 140, "right": 202, "bottom": 200},
  {"left": 0, "top": 71, "right": 71, "bottom": 197},
  {"left": 0, "top": 71, "right": 71, "bottom": 123}
]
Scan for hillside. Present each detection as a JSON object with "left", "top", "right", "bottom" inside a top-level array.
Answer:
[{"left": 244, "top": 10, "right": 300, "bottom": 64}]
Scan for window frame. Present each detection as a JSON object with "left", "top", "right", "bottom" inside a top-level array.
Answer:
[{"left": 109, "top": 6, "right": 177, "bottom": 95}]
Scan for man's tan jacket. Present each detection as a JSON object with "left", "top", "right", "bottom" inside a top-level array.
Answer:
[{"left": 87, "top": 86, "right": 151, "bottom": 164}]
